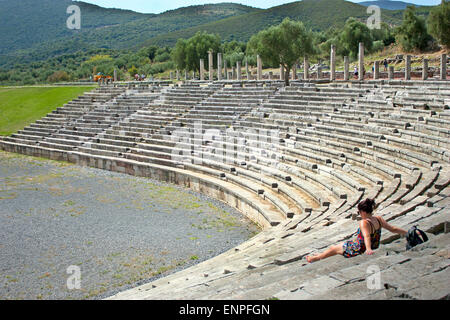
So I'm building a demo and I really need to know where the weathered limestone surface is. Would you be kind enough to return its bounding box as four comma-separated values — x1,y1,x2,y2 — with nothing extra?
344,56,349,81
200,59,205,81
217,53,223,81
224,60,228,80
330,45,336,81
374,61,380,80
304,57,309,80
208,50,214,81
405,55,411,81
245,59,250,80
1,80,449,301
257,55,262,81
359,42,364,81
389,66,394,80
441,54,447,81
423,59,428,81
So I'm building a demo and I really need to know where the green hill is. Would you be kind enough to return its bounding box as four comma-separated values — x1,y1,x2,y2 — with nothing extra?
140,0,433,47
145,0,384,46
359,1,423,10
0,1,258,66
0,0,148,55
0,0,436,69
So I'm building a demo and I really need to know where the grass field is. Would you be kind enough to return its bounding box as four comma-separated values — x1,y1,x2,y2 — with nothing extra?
0,86,96,136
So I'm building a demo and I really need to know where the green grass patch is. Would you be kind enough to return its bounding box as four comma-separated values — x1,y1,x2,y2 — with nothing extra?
0,86,95,136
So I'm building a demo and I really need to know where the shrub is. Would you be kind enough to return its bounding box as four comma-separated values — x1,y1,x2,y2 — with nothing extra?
128,65,138,77
372,40,385,53
428,0,450,48
47,71,70,83
340,18,373,58
396,6,431,52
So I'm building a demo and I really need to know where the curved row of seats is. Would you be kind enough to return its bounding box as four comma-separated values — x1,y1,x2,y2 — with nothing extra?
104,80,449,299
1,79,449,299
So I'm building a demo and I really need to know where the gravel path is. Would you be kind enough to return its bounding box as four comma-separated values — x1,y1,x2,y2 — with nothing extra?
0,151,260,300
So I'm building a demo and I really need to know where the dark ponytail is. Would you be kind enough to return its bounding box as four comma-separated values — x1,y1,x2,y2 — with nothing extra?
358,198,375,214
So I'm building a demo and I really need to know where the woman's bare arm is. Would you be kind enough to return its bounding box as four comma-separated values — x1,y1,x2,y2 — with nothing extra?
377,216,407,236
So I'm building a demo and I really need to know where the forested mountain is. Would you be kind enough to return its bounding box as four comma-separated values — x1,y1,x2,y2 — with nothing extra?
0,0,258,66
0,0,435,69
144,0,417,47
358,1,423,10
0,0,148,55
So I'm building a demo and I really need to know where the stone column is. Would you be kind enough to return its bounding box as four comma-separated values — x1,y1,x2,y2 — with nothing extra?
280,65,285,81
228,71,232,80
245,59,249,80
192,71,196,80
232,66,236,80
217,53,222,81
441,53,447,80
405,55,411,80
200,59,205,81
237,61,242,81
208,50,214,81
113,69,117,82
304,57,309,80
269,71,273,80
185,70,188,80
344,56,349,81
257,55,262,80
330,45,336,81
317,66,322,79
388,66,394,80
374,61,380,80
358,42,364,81
422,59,428,81
224,60,228,80
170,71,173,81
292,64,297,80
176,69,180,81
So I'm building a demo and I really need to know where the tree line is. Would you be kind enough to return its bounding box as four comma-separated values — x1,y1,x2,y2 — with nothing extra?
0,1,448,86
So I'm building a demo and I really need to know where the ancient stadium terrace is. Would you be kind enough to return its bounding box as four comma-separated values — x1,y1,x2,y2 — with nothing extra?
1,54,449,300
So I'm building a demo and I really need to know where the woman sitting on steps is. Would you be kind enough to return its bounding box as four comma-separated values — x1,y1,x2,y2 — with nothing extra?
306,198,407,263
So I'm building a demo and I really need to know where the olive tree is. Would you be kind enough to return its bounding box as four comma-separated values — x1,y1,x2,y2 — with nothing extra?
396,5,431,52
172,31,221,72
428,0,450,48
340,18,373,59
247,18,314,86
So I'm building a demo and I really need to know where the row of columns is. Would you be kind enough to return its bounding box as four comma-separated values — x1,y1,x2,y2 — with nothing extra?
170,45,447,82
197,51,263,81
327,42,447,81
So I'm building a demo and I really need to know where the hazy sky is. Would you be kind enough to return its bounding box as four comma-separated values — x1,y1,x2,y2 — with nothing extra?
77,0,442,14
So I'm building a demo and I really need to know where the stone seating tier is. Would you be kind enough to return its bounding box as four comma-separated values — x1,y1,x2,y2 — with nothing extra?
0,80,449,300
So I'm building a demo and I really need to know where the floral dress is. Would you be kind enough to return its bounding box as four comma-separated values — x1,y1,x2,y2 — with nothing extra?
342,218,382,258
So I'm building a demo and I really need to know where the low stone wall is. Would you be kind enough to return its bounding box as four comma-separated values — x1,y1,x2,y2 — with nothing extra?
0,141,272,230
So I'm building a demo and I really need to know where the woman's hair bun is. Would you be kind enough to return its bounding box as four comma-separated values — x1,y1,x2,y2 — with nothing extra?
358,198,376,214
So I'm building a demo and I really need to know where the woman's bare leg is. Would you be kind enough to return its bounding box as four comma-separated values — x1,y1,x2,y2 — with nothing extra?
306,243,344,263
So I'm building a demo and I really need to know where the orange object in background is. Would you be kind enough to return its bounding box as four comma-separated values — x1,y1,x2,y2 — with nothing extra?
93,73,112,82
